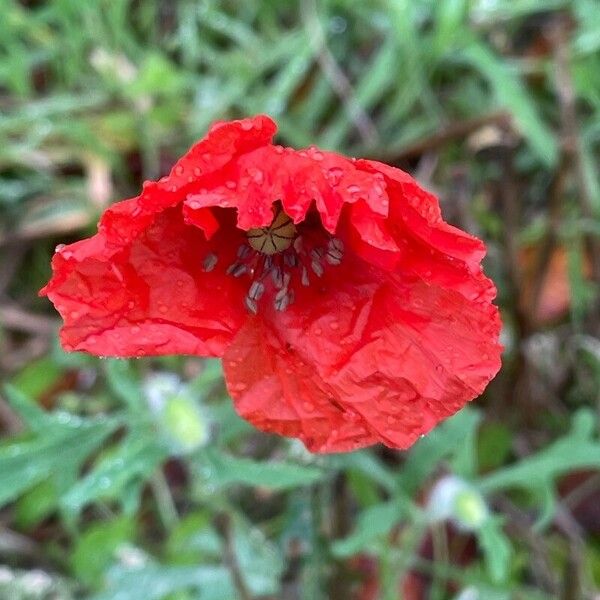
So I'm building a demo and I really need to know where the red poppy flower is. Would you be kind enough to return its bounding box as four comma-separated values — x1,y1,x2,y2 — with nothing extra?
41,115,502,453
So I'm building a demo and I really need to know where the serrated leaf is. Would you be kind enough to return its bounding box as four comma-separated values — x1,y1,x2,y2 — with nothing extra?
479,410,600,492
0,410,118,508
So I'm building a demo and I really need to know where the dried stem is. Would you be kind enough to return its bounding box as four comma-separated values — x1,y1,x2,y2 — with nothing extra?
372,110,510,162
213,512,253,600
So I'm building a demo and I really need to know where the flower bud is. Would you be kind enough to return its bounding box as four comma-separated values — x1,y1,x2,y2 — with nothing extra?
426,475,488,531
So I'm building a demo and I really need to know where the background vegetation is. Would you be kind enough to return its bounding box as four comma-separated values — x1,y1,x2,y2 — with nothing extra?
1,0,600,598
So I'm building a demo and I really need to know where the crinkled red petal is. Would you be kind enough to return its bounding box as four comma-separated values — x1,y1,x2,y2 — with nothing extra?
97,115,277,250
43,208,247,357
223,255,502,453
184,145,390,233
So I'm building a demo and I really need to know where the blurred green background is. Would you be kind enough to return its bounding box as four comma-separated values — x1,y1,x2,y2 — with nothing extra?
1,0,600,598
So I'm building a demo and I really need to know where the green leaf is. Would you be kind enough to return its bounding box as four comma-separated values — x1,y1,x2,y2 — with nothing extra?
195,448,324,491
399,408,481,492
61,429,168,516
3,384,51,432
72,517,136,587
331,500,407,557
92,565,234,600
479,410,600,492
104,359,144,411
14,478,60,529
0,414,118,508
478,518,512,583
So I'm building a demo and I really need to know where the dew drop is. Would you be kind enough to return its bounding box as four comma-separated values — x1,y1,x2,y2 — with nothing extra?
174,165,184,176
302,402,315,412
158,304,168,314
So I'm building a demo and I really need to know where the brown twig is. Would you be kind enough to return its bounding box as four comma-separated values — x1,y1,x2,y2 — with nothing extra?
0,304,58,335
213,513,253,600
300,0,379,146
371,110,510,162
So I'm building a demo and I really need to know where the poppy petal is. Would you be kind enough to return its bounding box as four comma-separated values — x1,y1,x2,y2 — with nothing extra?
43,208,247,357
223,256,501,452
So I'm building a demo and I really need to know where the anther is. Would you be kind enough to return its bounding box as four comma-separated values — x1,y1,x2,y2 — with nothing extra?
245,296,258,315
237,244,251,259
311,259,324,277
326,238,344,265
274,288,293,312
329,238,344,253
301,266,310,286
271,266,284,288
284,252,298,268
227,263,247,277
326,249,343,265
203,253,218,272
248,281,265,301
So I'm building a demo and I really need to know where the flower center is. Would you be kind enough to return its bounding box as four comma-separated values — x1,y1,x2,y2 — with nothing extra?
202,207,344,314
246,209,296,255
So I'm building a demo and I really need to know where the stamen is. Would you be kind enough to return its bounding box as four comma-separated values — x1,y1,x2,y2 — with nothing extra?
301,266,310,286
326,238,344,264
203,253,218,272
237,244,251,259
274,288,293,312
245,296,258,315
248,281,265,301
326,249,343,265
271,266,284,288
222,207,345,314
227,263,247,277
284,252,298,268
311,258,324,277
329,238,344,253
